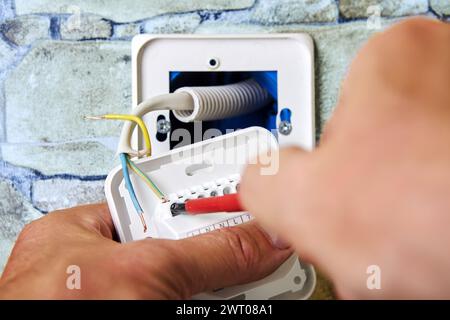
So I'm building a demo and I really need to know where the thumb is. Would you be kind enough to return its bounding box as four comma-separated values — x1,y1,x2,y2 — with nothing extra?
130,221,292,299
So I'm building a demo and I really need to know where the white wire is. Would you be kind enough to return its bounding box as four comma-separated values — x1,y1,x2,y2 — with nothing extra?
117,92,194,156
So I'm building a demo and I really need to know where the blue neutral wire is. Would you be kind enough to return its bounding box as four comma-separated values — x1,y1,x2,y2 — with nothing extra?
119,153,143,214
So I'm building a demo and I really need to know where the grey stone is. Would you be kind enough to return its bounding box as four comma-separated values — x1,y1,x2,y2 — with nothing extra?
339,0,428,18
0,178,43,273
1,15,50,47
196,19,394,136
250,0,338,24
143,13,201,34
15,0,255,23
0,160,36,198
1,141,117,176
32,178,106,212
430,0,450,16
5,41,131,143
0,38,15,73
0,238,14,274
0,0,14,23
0,84,5,143
113,23,141,39
307,23,382,136
60,14,112,40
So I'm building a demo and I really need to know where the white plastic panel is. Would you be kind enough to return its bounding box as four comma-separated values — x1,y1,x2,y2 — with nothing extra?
131,34,315,155
105,127,316,299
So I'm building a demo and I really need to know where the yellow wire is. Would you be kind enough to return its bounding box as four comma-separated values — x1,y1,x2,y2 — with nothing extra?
103,114,151,157
127,159,166,201
85,113,165,201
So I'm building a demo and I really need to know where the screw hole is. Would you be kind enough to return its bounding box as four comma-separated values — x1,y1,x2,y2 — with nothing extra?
207,57,220,69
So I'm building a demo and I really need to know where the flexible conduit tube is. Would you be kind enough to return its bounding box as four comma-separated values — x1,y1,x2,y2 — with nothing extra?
173,79,271,122
117,79,270,156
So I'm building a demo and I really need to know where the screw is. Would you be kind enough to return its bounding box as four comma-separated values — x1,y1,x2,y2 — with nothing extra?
278,121,292,135
156,118,171,134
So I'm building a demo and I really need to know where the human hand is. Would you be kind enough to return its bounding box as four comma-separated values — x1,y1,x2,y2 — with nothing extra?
0,203,291,299
240,18,450,299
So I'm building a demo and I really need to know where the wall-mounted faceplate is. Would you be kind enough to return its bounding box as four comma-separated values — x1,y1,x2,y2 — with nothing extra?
131,34,315,154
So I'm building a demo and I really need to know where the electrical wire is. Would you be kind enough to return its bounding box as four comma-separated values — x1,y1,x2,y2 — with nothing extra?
119,153,147,232
85,113,166,199
126,157,166,202
85,113,165,232
85,80,268,233
84,114,152,157
117,92,194,156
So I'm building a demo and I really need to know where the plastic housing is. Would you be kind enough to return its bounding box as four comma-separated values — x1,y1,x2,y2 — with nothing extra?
105,127,316,299
130,34,315,155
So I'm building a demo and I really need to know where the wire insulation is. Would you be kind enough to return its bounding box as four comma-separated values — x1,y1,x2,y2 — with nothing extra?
120,153,147,232
119,153,143,214
85,114,152,157
117,92,194,156
126,157,166,201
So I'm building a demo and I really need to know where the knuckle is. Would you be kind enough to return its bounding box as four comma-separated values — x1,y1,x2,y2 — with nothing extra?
78,214,101,230
18,221,39,239
216,226,259,271
15,217,47,246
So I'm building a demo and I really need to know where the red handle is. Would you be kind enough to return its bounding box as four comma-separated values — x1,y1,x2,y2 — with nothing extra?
185,193,243,214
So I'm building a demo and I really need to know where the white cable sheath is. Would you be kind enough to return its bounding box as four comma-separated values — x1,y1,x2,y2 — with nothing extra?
118,79,270,156
173,79,270,122
117,92,193,155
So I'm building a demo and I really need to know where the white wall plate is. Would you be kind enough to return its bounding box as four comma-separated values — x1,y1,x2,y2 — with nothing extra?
131,34,315,155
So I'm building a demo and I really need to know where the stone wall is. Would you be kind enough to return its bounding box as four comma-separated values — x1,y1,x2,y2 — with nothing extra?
0,0,448,295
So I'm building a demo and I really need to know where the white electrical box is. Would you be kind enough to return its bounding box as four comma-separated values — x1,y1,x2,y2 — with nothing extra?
105,34,316,299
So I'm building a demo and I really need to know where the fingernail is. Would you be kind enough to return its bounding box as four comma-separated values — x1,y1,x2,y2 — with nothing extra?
271,235,290,250
263,228,290,250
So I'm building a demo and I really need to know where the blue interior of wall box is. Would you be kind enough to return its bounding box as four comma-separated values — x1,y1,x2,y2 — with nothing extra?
166,71,278,148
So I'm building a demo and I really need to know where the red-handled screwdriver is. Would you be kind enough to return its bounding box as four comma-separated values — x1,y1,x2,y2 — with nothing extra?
170,193,243,216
